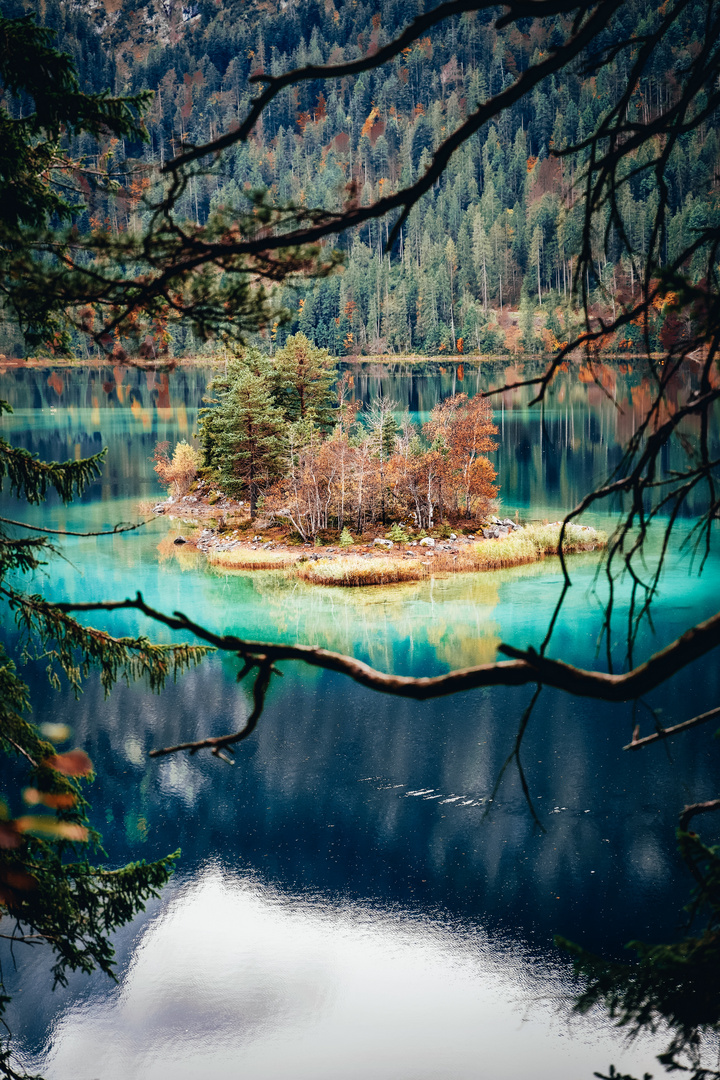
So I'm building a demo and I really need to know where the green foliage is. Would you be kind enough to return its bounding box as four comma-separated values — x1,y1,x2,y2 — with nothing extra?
271,333,337,427
0,404,106,504
519,294,539,354
0,396,212,1078
339,526,354,547
199,355,286,516
0,15,152,350
386,522,409,542
2,2,717,357
558,828,720,1076
0,15,150,231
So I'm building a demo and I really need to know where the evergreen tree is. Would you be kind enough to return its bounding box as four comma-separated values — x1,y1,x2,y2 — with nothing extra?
202,360,286,518
271,332,337,426
519,293,538,353
0,405,210,1079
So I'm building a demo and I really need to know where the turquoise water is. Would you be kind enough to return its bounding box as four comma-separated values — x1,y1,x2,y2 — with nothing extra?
1,363,719,1079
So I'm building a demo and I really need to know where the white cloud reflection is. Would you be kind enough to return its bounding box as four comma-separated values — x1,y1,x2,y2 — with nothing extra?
41,867,658,1080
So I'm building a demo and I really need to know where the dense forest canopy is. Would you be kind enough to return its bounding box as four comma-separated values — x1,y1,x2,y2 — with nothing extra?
2,0,718,357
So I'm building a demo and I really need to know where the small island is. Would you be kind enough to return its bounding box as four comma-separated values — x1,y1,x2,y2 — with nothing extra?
150,333,605,585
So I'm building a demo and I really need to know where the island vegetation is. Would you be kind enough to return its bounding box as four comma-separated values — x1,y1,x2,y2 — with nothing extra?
149,331,603,582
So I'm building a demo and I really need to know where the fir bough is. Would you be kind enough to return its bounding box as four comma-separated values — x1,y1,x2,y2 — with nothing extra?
0,396,212,1080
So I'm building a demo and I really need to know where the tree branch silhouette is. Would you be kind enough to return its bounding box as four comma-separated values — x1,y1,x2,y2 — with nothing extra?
50,592,720,758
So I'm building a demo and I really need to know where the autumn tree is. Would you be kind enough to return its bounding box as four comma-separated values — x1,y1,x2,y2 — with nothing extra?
426,394,498,519
9,4,720,1075
152,440,202,496
365,396,399,527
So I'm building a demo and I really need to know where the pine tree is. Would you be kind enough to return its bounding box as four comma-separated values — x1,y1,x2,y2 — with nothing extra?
0,403,210,1080
203,360,286,518
529,224,544,306
271,332,337,426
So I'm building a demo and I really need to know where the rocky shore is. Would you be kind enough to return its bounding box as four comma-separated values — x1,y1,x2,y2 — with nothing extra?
151,493,604,585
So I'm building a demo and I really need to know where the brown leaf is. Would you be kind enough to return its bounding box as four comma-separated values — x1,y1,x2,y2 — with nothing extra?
0,822,22,849
0,869,37,891
23,788,77,809
15,817,88,842
43,749,93,776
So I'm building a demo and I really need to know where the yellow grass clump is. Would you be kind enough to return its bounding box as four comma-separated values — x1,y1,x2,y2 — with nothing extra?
296,555,427,586
209,547,303,571
435,522,606,573
204,522,606,586
293,523,605,586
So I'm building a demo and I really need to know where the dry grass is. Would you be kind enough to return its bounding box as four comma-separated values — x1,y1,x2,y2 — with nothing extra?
295,555,427,586
432,523,606,574
209,548,303,571
204,523,606,586
293,523,605,587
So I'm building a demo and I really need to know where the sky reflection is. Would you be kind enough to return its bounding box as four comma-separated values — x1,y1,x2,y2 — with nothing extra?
37,867,659,1080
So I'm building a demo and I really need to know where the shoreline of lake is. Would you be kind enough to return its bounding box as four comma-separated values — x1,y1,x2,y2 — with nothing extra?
0,350,657,371
157,505,606,587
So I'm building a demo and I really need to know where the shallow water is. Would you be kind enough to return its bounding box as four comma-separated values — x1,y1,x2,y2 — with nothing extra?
1,361,719,1079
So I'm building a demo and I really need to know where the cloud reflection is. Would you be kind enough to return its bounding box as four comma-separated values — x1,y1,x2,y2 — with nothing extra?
39,867,658,1080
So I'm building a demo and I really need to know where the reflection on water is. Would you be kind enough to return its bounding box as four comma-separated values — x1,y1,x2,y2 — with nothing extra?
3,358,718,522
210,563,504,669
1,363,719,1078
27,868,657,1080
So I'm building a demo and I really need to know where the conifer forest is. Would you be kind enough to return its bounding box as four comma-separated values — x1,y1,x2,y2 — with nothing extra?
2,0,717,358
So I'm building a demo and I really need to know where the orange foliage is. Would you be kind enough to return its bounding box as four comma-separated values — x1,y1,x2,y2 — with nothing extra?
361,107,380,138
314,93,327,122
423,393,498,518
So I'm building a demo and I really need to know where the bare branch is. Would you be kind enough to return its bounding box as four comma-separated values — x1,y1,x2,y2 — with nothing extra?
156,0,621,260
0,516,153,537
679,799,720,833
624,706,720,752
148,658,273,758
53,592,720,708
166,0,610,171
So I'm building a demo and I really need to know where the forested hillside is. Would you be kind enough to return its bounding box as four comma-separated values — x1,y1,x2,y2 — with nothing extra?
3,0,719,356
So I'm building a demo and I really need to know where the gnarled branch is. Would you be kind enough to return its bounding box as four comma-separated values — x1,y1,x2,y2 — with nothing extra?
50,592,720,758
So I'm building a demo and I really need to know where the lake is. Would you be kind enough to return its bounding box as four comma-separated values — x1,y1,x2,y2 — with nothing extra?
1,359,719,1079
